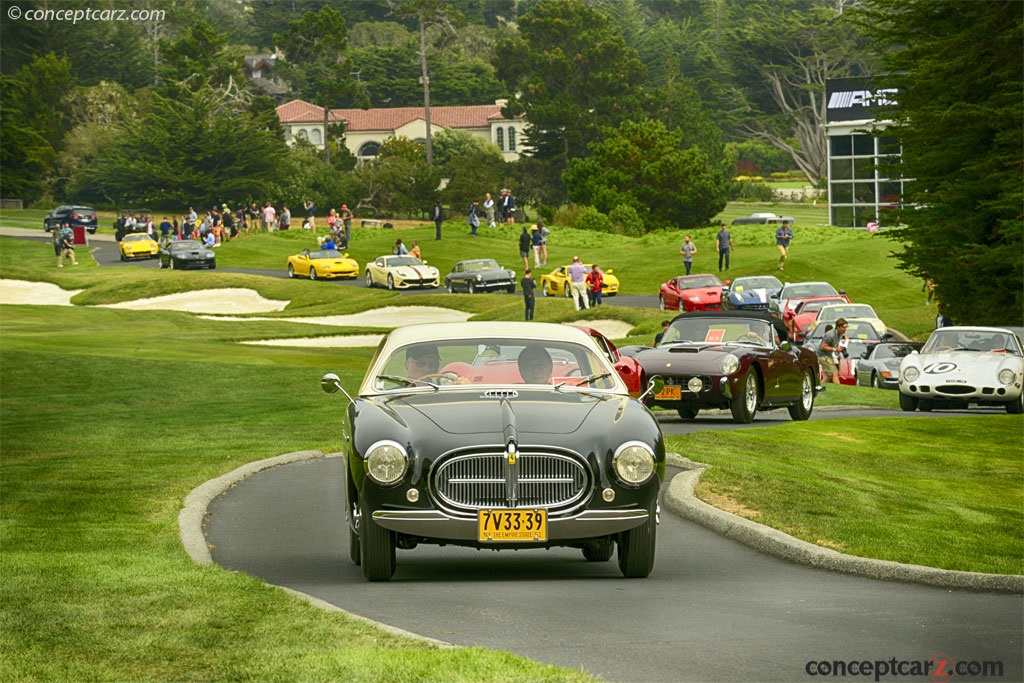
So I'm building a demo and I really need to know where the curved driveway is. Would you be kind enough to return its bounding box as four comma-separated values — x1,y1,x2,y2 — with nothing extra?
205,410,1023,683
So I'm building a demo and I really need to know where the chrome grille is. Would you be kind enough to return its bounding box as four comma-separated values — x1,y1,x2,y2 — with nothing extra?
937,385,977,395
432,448,590,514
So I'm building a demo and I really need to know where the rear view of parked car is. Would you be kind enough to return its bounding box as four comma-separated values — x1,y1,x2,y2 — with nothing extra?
44,206,98,234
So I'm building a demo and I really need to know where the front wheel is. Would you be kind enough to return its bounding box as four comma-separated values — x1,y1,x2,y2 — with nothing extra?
365,271,374,288
468,281,476,294
730,371,760,423
541,283,549,297
617,501,657,578
446,281,454,294
169,259,176,270
360,497,396,582
658,296,666,311
871,373,882,389
676,407,699,420
287,264,295,278
787,369,815,420
309,267,318,281
898,392,918,412
1006,393,1023,414
387,274,395,290
564,283,571,298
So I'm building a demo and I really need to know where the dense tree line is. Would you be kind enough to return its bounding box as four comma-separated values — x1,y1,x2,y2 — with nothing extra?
1,0,1019,321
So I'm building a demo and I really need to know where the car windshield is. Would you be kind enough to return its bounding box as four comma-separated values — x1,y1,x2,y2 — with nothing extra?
679,275,722,289
872,343,919,359
923,330,1023,355
819,304,876,321
662,318,775,347
123,233,151,242
372,338,618,391
798,298,846,313
171,241,203,251
782,283,838,299
732,277,781,292
312,250,343,259
464,260,499,271
388,256,425,267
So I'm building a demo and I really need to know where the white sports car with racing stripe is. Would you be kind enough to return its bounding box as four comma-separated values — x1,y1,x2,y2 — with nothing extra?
898,326,1024,413
365,254,440,290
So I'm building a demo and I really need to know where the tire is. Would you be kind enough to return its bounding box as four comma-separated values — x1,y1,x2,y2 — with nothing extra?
617,501,656,578
564,283,571,298
1006,393,1023,414
360,497,396,582
387,274,395,290
676,407,699,420
871,372,882,389
446,281,454,293
898,392,918,412
309,267,318,281
287,264,295,278
468,281,476,294
918,399,934,412
730,371,760,424
349,523,361,566
582,540,615,562
541,283,549,297
365,271,373,288
659,296,666,311
169,259,176,270
787,369,815,421
507,284,516,294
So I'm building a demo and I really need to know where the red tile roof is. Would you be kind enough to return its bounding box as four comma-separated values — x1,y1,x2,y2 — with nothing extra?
277,100,511,130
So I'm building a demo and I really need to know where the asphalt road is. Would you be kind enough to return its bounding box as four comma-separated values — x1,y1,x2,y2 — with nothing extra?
205,409,1023,683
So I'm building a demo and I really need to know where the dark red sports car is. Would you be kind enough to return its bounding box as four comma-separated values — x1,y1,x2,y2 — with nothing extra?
632,311,821,423
658,274,724,312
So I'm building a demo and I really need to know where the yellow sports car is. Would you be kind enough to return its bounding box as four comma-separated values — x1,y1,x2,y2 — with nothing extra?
287,249,359,280
118,232,159,260
364,254,440,290
539,264,619,298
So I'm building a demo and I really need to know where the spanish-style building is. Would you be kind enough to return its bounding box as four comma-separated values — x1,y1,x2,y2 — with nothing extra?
275,99,529,162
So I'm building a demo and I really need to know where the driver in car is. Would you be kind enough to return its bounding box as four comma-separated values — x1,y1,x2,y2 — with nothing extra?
405,345,441,379
517,345,553,384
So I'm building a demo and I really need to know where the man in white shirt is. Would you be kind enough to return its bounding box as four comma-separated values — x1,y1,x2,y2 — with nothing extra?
567,256,589,311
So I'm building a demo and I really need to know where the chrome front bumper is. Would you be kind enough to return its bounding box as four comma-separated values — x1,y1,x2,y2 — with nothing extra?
372,508,650,541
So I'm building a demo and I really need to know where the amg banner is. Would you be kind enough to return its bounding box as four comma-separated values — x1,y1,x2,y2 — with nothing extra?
826,77,898,123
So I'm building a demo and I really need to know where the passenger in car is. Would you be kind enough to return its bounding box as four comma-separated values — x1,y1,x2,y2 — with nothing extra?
517,346,553,384
405,345,441,379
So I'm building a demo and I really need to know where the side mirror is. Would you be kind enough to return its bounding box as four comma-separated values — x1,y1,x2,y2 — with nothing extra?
320,373,355,404
639,375,665,402
779,341,792,352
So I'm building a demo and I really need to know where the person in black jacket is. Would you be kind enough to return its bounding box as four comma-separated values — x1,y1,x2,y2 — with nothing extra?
432,202,444,240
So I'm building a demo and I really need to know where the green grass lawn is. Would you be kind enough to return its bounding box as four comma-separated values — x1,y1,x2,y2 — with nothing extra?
2,218,1019,681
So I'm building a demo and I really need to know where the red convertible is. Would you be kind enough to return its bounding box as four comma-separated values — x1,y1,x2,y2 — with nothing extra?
658,274,724,312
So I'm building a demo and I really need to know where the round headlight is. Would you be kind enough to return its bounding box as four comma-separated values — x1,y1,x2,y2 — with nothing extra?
998,368,1017,386
721,354,740,375
687,377,703,393
903,366,920,382
613,442,655,486
364,440,408,485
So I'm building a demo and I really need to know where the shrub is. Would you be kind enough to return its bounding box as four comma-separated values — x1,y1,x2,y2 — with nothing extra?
730,180,778,202
608,204,644,237
553,203,587,227
572,206,613,233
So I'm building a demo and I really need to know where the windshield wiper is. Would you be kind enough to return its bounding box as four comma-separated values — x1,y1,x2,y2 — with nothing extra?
376,374,440,391
555,372,612,391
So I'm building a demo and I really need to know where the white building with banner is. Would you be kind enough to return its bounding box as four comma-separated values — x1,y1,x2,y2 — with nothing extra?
825,78,904,228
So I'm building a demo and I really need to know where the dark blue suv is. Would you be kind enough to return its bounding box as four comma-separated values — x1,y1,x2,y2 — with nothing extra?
44,205,98,234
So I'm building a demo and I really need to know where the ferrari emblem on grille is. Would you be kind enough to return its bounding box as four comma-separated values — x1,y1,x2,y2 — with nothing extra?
507,444,517,465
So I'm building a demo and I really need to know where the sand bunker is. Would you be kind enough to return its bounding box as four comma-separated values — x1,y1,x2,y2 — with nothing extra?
0,279,83,306
569,320,634,339
202,306,473,328
98,288,289,314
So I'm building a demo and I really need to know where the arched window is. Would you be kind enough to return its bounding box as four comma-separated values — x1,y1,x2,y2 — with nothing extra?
507,127,517,152
310,128,323,146
358,141,381,157
296,129,308,141
496,127,504,151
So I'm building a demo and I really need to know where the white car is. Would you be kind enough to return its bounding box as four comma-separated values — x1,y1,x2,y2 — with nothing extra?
898,326,1024,413
364,255,440,290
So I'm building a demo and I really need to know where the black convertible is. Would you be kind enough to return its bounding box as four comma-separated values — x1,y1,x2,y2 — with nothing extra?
321,321,666,581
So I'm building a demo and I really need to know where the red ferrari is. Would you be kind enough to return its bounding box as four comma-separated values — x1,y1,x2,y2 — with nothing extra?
787,296,850,342
659,274,724,312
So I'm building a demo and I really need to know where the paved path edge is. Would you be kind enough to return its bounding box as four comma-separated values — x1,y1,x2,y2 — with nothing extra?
664,453,1024,594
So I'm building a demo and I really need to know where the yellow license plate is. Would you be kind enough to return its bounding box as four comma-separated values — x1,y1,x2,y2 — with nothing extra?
478,509,547,542
656,385,682,400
